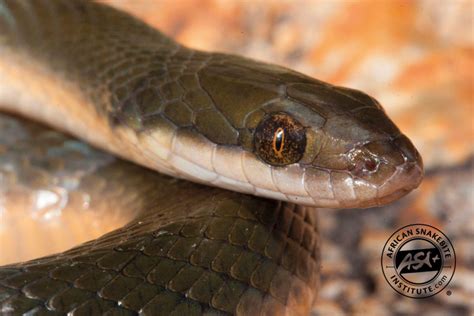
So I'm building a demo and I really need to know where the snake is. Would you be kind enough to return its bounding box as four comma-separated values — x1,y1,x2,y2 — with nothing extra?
0,0,424,315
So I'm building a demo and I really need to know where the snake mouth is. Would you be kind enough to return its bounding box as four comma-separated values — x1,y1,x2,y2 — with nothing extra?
300,134,424,209
358,158,424,208
372,135,424,205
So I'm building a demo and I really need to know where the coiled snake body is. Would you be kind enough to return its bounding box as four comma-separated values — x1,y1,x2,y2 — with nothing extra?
0,1,423,315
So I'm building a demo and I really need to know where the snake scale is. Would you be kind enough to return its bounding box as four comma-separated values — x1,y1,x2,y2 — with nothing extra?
0,0,423,315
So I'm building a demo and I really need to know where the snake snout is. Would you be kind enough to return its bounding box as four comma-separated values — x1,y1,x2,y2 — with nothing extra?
376,134,424,199
334,134,423,208
393,134,423,167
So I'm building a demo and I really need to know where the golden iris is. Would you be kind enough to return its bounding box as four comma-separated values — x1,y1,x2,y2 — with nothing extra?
254,112,306,165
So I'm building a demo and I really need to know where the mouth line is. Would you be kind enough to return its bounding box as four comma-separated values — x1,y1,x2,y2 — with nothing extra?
373,162,424,204
316,156,423,206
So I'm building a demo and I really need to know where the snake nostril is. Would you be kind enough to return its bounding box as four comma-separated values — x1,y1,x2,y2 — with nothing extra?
363,157,378,172
348,148,380,175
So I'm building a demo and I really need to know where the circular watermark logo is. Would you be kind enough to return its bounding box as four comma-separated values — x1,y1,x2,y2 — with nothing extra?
381,224,456,298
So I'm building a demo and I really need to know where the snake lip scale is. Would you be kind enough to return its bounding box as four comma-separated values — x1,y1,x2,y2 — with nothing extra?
0,0,423,315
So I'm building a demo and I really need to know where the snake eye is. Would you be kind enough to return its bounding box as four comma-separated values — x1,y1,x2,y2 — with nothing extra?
254,112,306,166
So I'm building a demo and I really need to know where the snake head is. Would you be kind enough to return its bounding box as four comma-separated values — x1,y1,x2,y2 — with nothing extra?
137,53,424,209
250,82,424,208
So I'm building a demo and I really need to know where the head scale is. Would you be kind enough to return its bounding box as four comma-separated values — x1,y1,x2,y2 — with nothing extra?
191,53,424,208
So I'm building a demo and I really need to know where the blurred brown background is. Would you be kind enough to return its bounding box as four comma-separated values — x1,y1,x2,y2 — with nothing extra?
102,1,473,315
